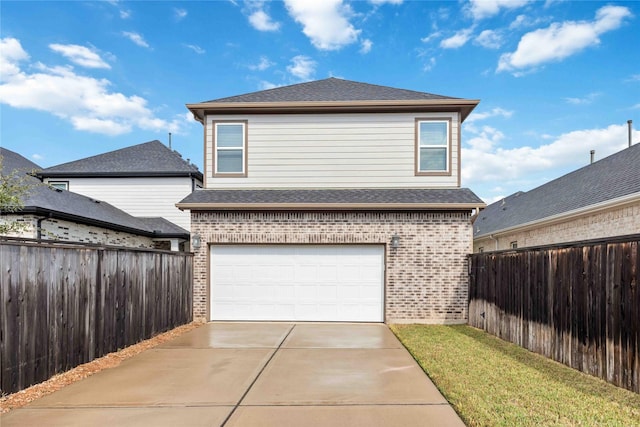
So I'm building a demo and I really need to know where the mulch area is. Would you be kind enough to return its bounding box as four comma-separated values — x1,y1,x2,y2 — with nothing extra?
0,321,205,414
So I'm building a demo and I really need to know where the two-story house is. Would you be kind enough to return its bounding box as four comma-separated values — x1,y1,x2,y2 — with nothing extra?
178,78,484,323
1,147,189,248
37,140,203,232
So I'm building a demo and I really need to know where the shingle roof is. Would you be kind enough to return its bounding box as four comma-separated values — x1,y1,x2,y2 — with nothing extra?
178,188,484,209
474,143,640,238
38,140,202,179
205,77,457,103
1,148,188,238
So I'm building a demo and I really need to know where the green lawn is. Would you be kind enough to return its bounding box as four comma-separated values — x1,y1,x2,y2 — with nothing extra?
391,324,640,427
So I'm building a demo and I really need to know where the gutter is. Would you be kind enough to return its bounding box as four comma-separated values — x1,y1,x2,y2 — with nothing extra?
475,192,640,240
176,202,484,211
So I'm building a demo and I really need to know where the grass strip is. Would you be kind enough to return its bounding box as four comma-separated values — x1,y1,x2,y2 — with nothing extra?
391,324,640,427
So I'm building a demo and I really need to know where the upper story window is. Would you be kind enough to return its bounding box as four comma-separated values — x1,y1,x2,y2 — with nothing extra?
49,181,68,190
416,119,451,175
214,121,247,176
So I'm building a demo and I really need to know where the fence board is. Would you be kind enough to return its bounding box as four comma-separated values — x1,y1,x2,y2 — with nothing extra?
469,235,640,393
0,241,192,395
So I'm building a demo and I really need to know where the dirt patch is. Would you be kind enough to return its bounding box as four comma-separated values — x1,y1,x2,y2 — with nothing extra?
0,321,205,414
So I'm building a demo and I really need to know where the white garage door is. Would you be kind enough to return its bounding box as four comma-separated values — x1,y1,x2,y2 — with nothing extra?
210,245,384,322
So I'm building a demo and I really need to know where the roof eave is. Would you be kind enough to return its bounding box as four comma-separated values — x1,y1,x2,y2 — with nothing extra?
186,99,480,123
474,192,640,240
37,171,203,180
176,202,485,211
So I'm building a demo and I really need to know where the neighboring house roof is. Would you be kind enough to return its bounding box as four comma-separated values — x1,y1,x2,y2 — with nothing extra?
177,188,485,211
474,143,640,239
37,140,203,180
187,77,479,122
1,148,188,239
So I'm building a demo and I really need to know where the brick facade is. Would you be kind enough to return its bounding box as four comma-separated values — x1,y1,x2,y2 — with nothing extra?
2,214,157,248
474,200,640,252
191,210,473,324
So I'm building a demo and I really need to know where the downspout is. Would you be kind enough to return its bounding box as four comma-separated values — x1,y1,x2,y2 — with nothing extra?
36,213,52,240
489,234,498,251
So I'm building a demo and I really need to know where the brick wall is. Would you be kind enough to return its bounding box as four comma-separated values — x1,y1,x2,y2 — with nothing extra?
474,200,640,252
1,214,157,248
191,210,473,324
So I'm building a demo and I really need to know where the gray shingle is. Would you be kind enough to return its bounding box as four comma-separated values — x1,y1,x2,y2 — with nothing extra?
38,140,202,179
474,143,640,238
204,77,459,103
179,188,484,206
1,148,188,238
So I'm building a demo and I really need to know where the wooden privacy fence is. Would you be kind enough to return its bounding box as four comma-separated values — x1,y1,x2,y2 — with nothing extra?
469,235,639,393
1,240,193,395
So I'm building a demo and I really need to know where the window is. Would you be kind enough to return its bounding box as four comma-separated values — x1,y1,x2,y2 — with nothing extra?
214,121,247,176
510,241,518,249
49,181,68,190
416,119,450,175
478,247,484,253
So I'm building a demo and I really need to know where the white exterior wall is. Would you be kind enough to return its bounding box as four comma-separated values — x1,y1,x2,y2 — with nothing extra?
204,112,460,189
43,177,196,230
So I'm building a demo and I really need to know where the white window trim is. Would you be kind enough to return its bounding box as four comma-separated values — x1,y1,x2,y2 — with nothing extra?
415,118,451,176
48,181,69,190
213,121,247,177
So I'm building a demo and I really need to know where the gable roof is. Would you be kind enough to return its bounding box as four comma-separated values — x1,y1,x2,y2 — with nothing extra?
38,140,202,180
1,148,188,238
187,77,479,122
177,188,485,211
474,143,640,239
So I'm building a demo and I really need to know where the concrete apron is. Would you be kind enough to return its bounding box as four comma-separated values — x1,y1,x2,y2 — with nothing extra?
1,323,465,427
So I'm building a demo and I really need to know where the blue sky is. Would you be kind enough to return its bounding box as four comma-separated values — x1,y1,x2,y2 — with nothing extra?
1,0,638,203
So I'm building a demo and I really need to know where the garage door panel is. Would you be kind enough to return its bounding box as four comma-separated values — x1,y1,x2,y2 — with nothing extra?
210,245,384,322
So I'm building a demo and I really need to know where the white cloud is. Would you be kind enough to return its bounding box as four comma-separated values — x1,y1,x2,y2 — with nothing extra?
462,124,636,184
174,8,187,20
422,57,436,72
120,9,131,19
121,31,150,48
249,56,274,71
0,37,29,76
369,0,403,4
184,44,205,54
49,44,111,69
474,30,502,49
440,28,473,49
284,0,360,50
259,80,278,90
498,5,632,74
466,107,513,123
420,31,441,44
467,0,533,21
360,38,373,54
287,55,316,80
0,37,186,136
564,92,601,105
249,10,281,31
31,154,44,161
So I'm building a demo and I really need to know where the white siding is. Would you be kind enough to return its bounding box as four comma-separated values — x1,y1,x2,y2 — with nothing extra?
43,177,195,230
204,112,460,189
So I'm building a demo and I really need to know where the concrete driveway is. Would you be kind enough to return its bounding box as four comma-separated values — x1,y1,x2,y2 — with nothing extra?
2,323,464,427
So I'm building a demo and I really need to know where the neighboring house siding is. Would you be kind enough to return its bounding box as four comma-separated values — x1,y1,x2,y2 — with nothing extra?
474,200,640,251
191,210,472,324
2,214,156,248
204,112,460,189
42,177,195,230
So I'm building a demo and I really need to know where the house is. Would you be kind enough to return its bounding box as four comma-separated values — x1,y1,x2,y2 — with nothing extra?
178,77,485,323
1,147,189,249
37,140,203,231
473,142,640,252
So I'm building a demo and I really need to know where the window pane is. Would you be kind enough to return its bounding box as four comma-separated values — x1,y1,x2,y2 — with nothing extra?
217,124,243,147
420,122,447,146
420,147,447,171
217,149,243,173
